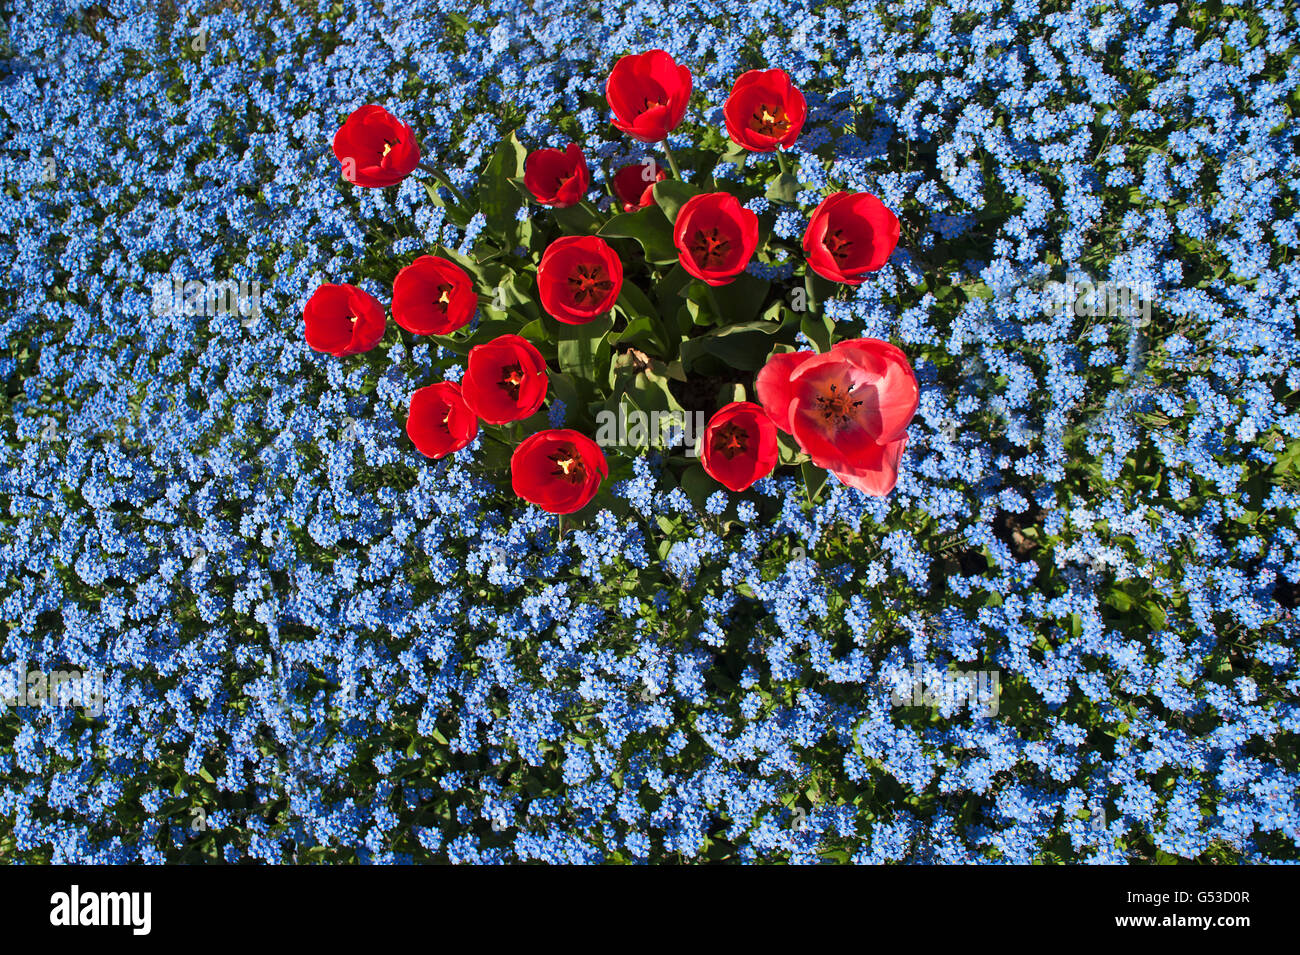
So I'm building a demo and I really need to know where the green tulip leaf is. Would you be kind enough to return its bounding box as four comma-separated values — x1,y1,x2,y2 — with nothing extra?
479,129,527,245
598,205,679,264
556,314,614,381
652,180,701,223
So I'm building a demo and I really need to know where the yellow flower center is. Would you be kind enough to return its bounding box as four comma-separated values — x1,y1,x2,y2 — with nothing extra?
750,103,790,137
499,363,526,400
549,446,587,483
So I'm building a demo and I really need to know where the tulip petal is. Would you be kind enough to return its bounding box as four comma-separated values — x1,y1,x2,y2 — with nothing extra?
829,435,907,496
755,350,814,433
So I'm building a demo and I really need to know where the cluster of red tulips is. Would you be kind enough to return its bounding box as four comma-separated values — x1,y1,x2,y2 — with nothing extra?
309,49,918,513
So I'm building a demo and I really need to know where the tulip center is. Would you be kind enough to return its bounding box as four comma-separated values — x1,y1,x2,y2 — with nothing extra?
815,382,864,427
548,446,587,484
712,421,750,460
750,103,790,138
568,263,613,307
439,408,453,433
381,139,397,159
435,284,452,311
641,96,666,114
689,228,732,268
499,362,526,400
824,229,854,263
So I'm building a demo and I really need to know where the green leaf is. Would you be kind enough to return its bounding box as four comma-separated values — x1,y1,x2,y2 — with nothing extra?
596,392,642,451
679,463,718,509
515,319,557,360
800,309,834,353
680,319,782,371
598,205,678,264
614,277,660,323
652,180,701,224
517,317,551,342
1106,588,1133,613
721,141,749,171
481,270,540,323
719,382,746,405
654,263,694,308
1141,601,1167,630
613,283,671,356
479,130,527,245
711,273,770,325
777,431,805,465
766,171,801,204
609,353,685,421
556,314,613,380
432,318,522,356
435,244,487,283
547,372,585,427
801,462,828,503
551,201,604,236
423,180,473,228
612,316,668,358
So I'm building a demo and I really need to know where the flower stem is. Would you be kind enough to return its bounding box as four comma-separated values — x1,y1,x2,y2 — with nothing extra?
660,140,682,180
776,149,792,176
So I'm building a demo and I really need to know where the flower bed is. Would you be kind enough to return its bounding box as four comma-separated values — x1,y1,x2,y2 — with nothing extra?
0,0,1297,863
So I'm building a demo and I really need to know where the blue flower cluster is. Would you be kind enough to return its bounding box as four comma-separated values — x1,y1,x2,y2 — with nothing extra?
0,0,1297,863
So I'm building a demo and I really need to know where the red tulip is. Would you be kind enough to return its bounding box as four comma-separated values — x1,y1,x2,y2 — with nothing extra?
605,50,692,143
407,382,478,459
700,402,778,492
612,162,667,212
673,192,759,286
391,255,476,335
303,283,386,356
523,144,590,208
755,339,918,496
461,334,549,425
511,429,608,514
723,69,806,152
803,192,899,284
332,105,420,188
537,235,624,324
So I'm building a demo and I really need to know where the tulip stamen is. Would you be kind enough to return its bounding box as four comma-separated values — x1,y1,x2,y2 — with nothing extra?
568,264,613,306
689,227,731,268
824,229,854,262
750,103,790,138
548,447,587,484
713,421,750,460
435,284,452,310
815,382,864,426
499,362,526,400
